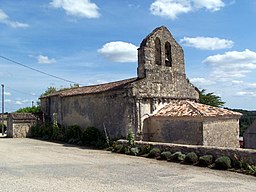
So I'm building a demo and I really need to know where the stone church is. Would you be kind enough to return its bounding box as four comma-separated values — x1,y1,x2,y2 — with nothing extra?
40,26,241,147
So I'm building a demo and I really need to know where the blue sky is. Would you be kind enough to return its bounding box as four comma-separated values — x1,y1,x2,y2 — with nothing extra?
0,0,256,112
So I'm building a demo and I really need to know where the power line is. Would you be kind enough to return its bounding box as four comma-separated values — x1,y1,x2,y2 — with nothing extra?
5,86,37,97
0,55,79,84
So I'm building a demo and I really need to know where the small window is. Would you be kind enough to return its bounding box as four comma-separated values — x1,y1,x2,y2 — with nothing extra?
155,37,161,65
165,42,172,67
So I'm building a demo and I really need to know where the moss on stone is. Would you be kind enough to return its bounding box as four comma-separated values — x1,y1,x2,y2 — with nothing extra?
147,147,161,158
198,155,214,167
168,151,185,162
214,156,232,170
161,151,172,160
184,152,198,164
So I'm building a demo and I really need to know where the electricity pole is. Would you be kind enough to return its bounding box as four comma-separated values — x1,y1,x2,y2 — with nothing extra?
1,84,4,135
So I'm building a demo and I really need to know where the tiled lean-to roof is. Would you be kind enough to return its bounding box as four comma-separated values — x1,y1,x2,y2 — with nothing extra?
154,100,242,118
41,78,137,98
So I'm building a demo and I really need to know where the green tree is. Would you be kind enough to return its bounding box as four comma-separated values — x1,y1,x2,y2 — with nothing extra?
41,86,57,97
16,105,41,113
199,89,225,108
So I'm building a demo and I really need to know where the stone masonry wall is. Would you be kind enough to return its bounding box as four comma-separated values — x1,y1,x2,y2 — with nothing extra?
61,90,135,139
118,140,256,165
203,118,240,148
134,26,198,100
143,117,203,145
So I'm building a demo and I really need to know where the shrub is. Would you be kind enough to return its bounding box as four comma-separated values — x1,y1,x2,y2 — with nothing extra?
147,147,161,158
197,155,214,167
40,123,53,139
81,127,102,147
130,147,140,156
213,156,232,170
113,144,125,153
127,128,135,146
138,145,151,156
184,152,198,164
160,151,172,160
66,125,81,141
31,124,42,137
168,151,185,162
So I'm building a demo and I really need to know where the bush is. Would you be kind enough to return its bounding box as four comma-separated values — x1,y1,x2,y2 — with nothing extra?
40,123,53,139
81,127,102,147
197,155,214,167
184,152,198,164
147,147,161,158
113,144,125,153
66,125,81,141
168,151,185,162
160,151,172,160
138,145,151,156
213,156,232,170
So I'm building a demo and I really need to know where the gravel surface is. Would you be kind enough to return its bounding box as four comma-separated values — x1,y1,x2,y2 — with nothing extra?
0,138,255,192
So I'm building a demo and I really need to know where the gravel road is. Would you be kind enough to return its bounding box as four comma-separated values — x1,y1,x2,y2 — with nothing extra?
0,138,255,192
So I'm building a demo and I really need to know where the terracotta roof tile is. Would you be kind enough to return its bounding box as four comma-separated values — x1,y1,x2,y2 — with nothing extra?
154,100,242,118
10,113,37,120
42,78,137,98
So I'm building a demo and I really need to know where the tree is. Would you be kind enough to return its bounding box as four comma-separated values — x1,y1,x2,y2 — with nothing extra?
41,86,57,97
199,89,225,108
16,105,41,114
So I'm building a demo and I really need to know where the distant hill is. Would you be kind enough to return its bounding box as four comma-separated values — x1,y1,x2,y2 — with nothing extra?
229,109,256,136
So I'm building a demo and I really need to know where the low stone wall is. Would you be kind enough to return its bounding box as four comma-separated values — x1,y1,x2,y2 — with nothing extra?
118,140,256,164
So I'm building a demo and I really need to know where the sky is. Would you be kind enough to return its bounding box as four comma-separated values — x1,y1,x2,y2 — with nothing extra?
0,0,256,112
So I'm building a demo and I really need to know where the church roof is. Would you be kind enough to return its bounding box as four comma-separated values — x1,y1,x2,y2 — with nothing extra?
153,100,242,118
41,78,137,98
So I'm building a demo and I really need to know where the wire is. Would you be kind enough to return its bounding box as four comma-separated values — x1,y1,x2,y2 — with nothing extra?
0,55,79,84
5,86,37,97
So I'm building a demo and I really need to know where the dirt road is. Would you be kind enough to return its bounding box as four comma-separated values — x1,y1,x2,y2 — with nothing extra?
0,138,254,192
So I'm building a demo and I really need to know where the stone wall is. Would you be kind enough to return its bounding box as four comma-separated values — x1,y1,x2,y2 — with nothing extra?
143,117,203,145
60,90,135,139
118,140,256,165
7,113,36,138
11,122,33,138
203,118,240,148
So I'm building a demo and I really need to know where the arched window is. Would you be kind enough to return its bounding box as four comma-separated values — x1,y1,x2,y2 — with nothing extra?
165,42,172,67
155,37,161,65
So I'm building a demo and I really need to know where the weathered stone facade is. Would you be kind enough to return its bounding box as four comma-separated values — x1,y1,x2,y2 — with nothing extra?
143,100,241,148
40,26,241,147
41,26,198,139
7,113,37,138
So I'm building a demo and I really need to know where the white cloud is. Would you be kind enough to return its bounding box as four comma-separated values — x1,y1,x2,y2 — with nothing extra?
203,49,256,81
15,101,23,105
37,55,56,64
98,41,138,63
5,99,11,103
50,0,100,18
190,77,216,86
180,37,234,50
0,9,29,28
193,0,225,11
4,91,11,96
236,91,256,97
150,0,225,19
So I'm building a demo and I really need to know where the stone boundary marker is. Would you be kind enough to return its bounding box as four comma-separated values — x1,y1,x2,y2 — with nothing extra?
118,140,256,164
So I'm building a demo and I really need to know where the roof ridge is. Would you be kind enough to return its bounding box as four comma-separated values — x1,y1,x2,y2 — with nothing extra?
185,100,205,117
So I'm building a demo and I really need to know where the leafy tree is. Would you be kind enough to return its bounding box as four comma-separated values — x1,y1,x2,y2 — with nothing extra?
16,105,41,114
199,89,225,108
41,86,57,97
